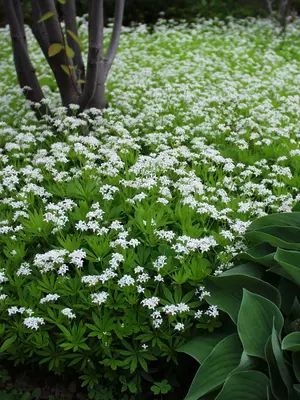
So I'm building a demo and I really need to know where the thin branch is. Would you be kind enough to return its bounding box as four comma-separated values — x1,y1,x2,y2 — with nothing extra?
61,0,85,90
4,0,46,115
105,0,125,77
79,0,104,110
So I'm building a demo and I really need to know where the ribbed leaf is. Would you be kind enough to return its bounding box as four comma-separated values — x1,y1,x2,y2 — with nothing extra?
205,273,281,323
247,213,300,231
215,370,269,400
274,248,300,286
184,334,242,400
282,333,300,352
178,334,225,363
293,353,300,382
238,290,284,358
265,326,292,399
246,226,300,251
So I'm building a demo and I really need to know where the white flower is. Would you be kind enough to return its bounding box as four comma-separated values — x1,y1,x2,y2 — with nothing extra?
141,296,160,310
23,316,45,330
118,275,135,287
16,262,31,276
69,249,86,268
0,271,8,284
174,322,185,331
91,291,109,305
40,293,60,304
205,305,219,318
61,308,76,319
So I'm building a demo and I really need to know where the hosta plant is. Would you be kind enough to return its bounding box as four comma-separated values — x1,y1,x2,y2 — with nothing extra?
180,211,300,400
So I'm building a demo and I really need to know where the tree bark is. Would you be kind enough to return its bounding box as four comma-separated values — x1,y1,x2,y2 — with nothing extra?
79,0,104,110
61,0,85,91
4,0,46,115
37,0,79,105
88,0,125,109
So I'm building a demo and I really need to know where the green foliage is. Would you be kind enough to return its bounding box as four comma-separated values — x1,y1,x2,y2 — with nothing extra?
182,211,300,399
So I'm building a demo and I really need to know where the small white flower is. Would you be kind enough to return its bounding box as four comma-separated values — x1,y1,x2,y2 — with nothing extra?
118,275,135,287
61,308,76,319
40,293,60,304
141,296,160,310
91,291,109,305
23,316,45,330
174,322,185,331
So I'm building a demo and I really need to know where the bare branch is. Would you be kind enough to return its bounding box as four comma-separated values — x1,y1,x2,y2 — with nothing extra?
105,0,125,77
79,0,104,110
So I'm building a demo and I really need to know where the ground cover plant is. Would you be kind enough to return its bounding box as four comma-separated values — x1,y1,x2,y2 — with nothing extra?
1,17,300,398
181,211,300,399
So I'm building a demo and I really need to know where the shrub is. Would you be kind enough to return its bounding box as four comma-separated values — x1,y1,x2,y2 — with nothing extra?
182,211,300,399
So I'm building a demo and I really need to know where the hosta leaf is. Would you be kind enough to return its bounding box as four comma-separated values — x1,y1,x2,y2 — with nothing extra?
274,248,300,286
282,332,300,352
38,11,54,23
265,327,292,400
248,213,300,231
215,370,269,400
293,353,300,382
205,273,281,323
184,334,242,400
237,290,284,358
178,334,225,363
48,43,64,57
244,243,276,267
246,226,300,251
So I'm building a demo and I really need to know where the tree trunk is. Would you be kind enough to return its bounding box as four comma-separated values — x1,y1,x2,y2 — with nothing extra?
5,0,47,116
61,0,85,91
37,0,79,106
79,0,104,110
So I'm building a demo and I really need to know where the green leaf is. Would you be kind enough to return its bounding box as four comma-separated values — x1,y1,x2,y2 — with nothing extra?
67,29,83,49
237,290,284,358
215,370,269,400
178,334,225,363
246,226,300,251
205,272,281,323
0,335,17,352
293,353,300,382
184,334,242,400
244,243,276,267
57,0,66,3
60,64,71,76
38,11,54,23
48,43,64,57
265,326,292,399
274,248,300,286
248,213,300,231
282,332,300,352
65,44,75,59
